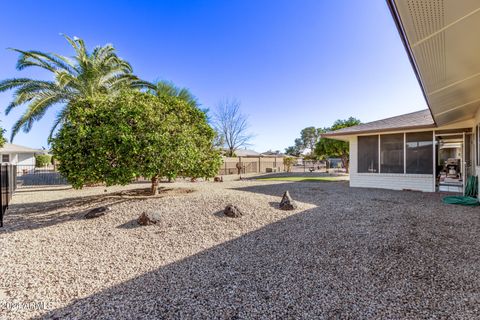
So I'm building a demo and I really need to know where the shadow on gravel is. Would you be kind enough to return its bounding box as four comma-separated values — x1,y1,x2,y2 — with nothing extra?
35,182,480,319
116,219,143,229
15,187,73,193
1,196,129,234
2,186,193,234
268,201,280,209
247,172,347,180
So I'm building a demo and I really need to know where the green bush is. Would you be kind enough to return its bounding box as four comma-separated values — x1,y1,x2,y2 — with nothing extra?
35,154,52,167
283,157,296,172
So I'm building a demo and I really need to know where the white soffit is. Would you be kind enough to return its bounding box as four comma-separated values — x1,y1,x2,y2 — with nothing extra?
393,0,480,125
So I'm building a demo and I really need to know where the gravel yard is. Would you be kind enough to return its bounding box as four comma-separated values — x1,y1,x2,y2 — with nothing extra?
1,179,480,319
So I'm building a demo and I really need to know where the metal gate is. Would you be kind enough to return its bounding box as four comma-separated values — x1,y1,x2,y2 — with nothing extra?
0,164,17,227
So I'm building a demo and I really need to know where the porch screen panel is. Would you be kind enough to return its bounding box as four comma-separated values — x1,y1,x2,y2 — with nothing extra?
406,131,433,174
380,134,404,173
358,135,378,173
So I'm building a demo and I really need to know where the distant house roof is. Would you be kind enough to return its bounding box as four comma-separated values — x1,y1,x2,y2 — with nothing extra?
261,150,285,157
234,149,261,157
0,143,44,154
322,109,435,137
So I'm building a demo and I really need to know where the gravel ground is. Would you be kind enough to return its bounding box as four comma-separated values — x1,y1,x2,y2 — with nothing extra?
1,179,480,319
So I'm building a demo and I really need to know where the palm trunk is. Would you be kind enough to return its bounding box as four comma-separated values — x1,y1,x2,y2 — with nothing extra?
151,176,158,195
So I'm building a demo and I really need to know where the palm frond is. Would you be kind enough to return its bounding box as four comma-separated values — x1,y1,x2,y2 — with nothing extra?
131,80,156,90
154,81,198,107
4,34,143,139
10,93,65,141
9,49,58,72
0,78,34,92
9,81,62,113
48,106,69,140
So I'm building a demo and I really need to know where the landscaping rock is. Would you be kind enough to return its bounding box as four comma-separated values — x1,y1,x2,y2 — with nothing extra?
279,191,297,210
138,210,162,225
224,204,242,218
214,176,223,182
84,206,110,219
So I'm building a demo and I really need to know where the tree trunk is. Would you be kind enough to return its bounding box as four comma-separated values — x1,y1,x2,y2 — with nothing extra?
341,155,349,173
151,176,158,195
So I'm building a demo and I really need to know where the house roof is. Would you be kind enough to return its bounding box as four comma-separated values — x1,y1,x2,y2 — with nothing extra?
322,109,435,137
261,151,285,157
0,143,44,153
234,149,261,157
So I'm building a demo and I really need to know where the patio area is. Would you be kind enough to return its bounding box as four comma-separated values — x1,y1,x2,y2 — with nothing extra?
1,179,479,319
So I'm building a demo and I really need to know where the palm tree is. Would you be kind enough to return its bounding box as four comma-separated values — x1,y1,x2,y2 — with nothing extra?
152,80,199,108
0,34,150,141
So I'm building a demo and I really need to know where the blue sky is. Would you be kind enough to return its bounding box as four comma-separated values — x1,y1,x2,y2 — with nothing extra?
0,0,426,152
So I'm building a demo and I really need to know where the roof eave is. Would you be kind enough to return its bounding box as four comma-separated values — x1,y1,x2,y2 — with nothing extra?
321,123,436,138
385,0,437,126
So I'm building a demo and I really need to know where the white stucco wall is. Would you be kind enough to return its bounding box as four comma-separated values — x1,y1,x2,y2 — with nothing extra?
349,136,435,192
17,153,36,166
0,152,36,165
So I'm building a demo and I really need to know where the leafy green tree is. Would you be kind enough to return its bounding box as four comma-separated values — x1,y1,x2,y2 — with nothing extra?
285,138,303,156
286,127,322,157
283,157,296,172
314,117,361,172
0,35,149,141
300,126,320,151
51,90,221,194
35,154,52,167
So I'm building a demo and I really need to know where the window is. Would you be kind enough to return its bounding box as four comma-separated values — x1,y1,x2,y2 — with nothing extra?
1,154,9,163
406,131,433,174
380,134,404,173
358,135,378,173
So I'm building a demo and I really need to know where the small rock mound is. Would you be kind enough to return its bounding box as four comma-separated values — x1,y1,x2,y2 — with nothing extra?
214,176,223,182
85,206,110,219
279,191,297,210
224,204,242,218
138,210,162,225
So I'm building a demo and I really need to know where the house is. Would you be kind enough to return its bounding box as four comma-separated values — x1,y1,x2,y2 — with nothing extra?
0,143,45,166
323,1,480,193
233,149,261,157
260,150,286,157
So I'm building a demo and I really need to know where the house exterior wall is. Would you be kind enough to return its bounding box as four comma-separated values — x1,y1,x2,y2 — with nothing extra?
349,136,435,192
0,153,17,164
0,152,36,165
17,153,35,166
346,119,476,193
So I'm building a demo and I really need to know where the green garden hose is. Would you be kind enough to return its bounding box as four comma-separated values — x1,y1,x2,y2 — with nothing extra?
442,176,479,206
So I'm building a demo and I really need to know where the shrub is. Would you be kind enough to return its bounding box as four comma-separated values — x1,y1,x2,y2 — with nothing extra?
283,157,296,172
35,154,52,167
51,90,222,194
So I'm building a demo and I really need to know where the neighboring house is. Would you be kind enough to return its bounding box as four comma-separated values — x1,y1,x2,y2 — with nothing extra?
0,143,45,166
261,150,285,157
234,149,261,157
323,1,480,194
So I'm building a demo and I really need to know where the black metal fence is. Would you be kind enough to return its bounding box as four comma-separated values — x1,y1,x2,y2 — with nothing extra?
0,164,17,227
16,165,68,187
